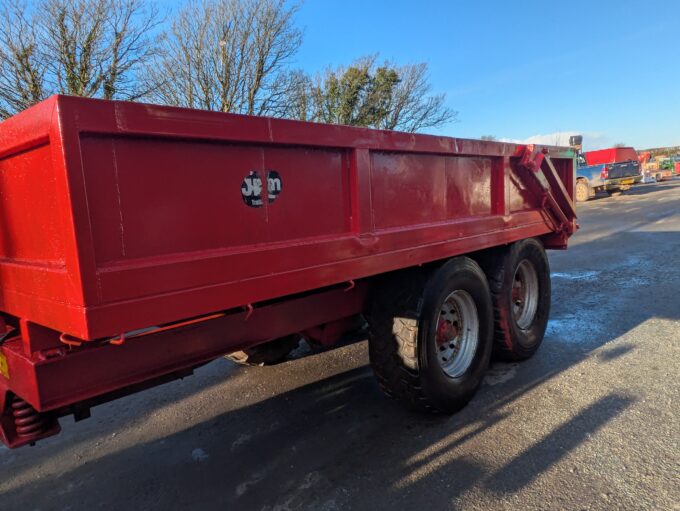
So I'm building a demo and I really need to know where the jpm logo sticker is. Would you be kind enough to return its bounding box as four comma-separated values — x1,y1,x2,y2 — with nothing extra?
241,170,282,208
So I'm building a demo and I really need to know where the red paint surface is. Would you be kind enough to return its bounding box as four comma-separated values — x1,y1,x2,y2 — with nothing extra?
584,147,638,165
0,95,576,341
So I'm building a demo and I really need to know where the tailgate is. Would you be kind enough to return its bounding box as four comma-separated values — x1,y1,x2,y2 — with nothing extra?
608,161,640,179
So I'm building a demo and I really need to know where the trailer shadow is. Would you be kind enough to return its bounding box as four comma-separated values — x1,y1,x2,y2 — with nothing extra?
1,209,678,508
626,180,680,197
0,356,242,480
579,178,680,202
0,362,636,510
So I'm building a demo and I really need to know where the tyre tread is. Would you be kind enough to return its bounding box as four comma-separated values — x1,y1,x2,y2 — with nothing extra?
480,239,550,361
366,270,440,412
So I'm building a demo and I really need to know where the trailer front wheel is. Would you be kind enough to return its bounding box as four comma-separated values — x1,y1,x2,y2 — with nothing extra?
367,257,494,413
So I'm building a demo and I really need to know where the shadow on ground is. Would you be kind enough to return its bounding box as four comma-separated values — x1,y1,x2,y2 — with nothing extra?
626,180,680,197
582,178,679,202
1,190,678,510
0,363,635,510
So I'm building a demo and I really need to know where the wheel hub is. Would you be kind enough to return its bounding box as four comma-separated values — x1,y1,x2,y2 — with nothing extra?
512,260,539,330
436,290,479,378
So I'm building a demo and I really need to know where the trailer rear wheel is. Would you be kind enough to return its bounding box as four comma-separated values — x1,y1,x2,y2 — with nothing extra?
366,257,494,413
225,335,299,366
486,239,551,361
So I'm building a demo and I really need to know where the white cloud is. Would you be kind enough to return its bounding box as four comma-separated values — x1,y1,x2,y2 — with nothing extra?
500,131,612,151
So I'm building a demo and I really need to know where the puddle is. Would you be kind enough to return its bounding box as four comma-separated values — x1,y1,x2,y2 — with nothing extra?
191,447,209,462
617,275,651,288
551,271,600,281
236,469,269,497
546,314,605,344
231,433,252,452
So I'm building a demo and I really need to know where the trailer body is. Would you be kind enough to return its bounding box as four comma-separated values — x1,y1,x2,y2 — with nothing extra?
0,96,576,447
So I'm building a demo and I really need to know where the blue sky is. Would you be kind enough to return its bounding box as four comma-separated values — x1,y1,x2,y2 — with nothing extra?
290,0,680,150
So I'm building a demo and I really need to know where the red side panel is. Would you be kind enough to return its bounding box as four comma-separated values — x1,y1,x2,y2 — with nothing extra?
0,98,86,334
371,152,448,229
80,138,351,264
370,153,494,230
0,143,65,263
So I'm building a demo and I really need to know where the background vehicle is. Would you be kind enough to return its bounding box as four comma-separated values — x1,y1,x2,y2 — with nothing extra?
575,161,641,201
0,96,576,448
640,154,674,182
574,146,641,201
658,157,678,179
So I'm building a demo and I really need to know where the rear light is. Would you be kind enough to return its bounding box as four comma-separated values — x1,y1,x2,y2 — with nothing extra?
600,165,609,179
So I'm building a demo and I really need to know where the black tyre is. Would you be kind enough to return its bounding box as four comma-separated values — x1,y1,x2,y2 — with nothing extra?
225,335,299,366
575,180,589,202
484,238,551,361
366,257,494,413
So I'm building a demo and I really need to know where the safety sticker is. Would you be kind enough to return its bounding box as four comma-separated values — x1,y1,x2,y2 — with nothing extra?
241,170,283,208
0,352,8,379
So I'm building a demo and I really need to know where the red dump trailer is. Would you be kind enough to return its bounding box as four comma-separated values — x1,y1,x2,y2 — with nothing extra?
0,96,576,448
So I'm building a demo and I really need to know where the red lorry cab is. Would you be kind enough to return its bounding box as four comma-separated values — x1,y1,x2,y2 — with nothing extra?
584,147,638,165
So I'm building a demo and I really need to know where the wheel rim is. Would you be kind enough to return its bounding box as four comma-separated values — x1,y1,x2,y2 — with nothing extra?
436,290,479,378
512,259,539,330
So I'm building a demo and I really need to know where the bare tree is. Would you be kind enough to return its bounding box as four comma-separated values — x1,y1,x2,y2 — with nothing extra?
2,0,456,134
551,134,564,146
285,56,457,132
146,0,302,116
0,1,46,118
378,61,456,132
286,56,398,127
480,135,496,141
41,0,161,99
0,0,161,119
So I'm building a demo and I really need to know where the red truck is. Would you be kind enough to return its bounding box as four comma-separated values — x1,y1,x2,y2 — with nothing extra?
0,96,577,448
575,146,642,200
